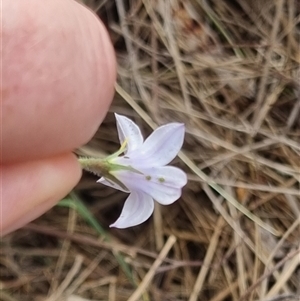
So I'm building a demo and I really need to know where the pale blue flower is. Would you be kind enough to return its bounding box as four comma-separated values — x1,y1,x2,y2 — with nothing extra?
97,114,187,228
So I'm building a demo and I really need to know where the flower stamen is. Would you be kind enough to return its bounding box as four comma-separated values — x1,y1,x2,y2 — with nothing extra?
158,177,165,183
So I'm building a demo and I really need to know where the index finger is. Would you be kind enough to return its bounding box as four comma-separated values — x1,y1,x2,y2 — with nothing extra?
2,0,116,163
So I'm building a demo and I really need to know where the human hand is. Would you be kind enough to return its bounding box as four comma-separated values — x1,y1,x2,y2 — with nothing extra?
1,0,116,235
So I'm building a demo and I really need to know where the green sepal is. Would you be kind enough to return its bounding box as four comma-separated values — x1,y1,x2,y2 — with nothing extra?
78,156,143,192
100,161,143,191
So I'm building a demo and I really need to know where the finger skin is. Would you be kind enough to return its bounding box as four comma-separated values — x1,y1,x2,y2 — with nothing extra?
2,0,116,163
0,154,82,236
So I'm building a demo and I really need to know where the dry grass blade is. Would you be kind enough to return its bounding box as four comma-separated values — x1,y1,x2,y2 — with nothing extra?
46,255,84,301
189,217,225,301
127,235,176,301
237,247,300,301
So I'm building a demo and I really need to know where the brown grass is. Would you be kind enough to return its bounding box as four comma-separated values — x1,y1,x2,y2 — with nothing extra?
1,0,300,300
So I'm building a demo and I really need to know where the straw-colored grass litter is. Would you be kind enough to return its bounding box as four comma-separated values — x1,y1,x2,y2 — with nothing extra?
1,0,299,300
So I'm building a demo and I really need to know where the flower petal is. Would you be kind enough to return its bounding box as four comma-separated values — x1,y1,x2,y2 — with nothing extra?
110,191,154,228
111,166,187,205
129,123,185,167
97,177,130,193
115,113,143,154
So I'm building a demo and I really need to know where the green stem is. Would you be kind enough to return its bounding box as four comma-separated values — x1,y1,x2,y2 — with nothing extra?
78,157,108,177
